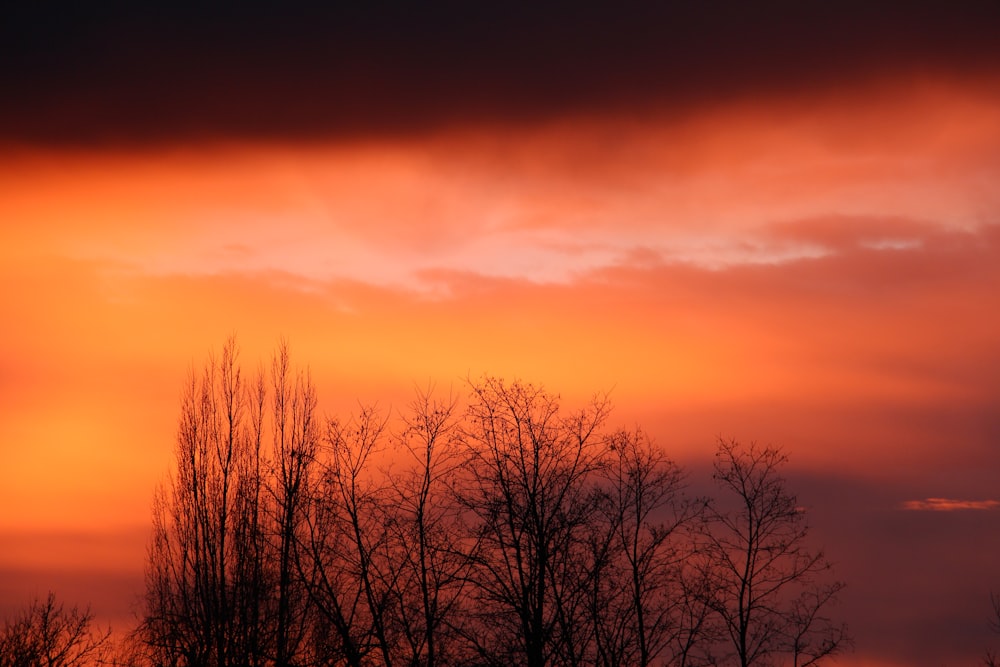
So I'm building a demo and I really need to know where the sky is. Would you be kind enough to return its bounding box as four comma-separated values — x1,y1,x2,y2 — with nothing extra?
2,3,1000,665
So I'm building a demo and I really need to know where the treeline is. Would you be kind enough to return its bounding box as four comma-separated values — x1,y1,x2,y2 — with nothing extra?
0,340,847,667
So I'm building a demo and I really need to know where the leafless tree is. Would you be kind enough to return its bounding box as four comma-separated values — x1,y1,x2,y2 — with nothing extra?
299,405,395,666
783,582,849,667
588,428,711,667
143,338,263,665
0,593,111,667
701,440,848,667
456,377,610,667
141,338,320,666
383,388,475,667
137,345,850,667
268,344,320,667
669,553,722,667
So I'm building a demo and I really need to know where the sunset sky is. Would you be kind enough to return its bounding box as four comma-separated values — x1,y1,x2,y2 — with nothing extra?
2,3,1000,665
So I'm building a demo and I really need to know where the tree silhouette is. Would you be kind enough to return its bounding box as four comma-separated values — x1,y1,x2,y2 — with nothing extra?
268,344,320,667
456,377,609,667
588,428,712,667
383,389,473,666
302,405,396,666
700,440,849,667
0,593,110,667
141,338,320,666
133,340,849,667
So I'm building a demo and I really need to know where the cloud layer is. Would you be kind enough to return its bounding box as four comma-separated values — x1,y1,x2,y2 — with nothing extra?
3,3,1000,145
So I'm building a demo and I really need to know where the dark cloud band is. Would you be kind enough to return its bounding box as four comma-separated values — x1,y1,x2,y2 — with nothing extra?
3,2,1000,146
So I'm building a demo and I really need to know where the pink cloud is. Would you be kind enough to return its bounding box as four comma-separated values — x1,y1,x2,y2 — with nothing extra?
900,497,1000,511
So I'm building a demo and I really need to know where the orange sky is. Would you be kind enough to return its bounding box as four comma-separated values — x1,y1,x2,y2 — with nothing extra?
2,56,1000,666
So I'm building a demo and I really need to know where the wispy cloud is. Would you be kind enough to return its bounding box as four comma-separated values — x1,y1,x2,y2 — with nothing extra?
9,79,993,297
899,497,1000,511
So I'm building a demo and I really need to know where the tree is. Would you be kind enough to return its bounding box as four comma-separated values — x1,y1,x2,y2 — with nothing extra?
268,344,320,667
137,341,850,667
142,338,263,665
456,377,610,667
382,388,474,667
701,440,848,667
299,405,395,667
0,593,110,667
141,338,320,667
588,428,711,667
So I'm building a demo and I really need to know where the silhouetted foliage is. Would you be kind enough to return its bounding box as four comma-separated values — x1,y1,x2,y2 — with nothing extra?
131,339,848,667
269,344,320,667
0,593,110,667
384,389,471,667
141,338,319,666
588,428,713,667
699,440,849,667
455,378,609,667
301,405,395,666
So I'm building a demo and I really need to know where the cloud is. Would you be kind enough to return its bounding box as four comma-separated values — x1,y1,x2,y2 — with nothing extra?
12,82,998,296
900,498,1000,511
3,4,1000,146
